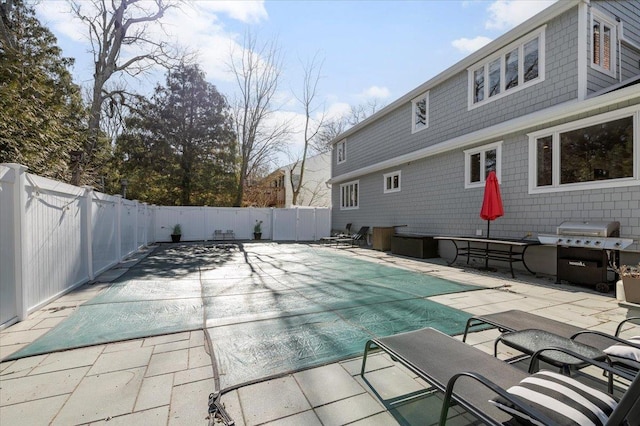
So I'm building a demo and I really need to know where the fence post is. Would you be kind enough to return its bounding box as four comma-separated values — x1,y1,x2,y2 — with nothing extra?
82,186,94,281
133,200,139,251
7,164,28,321
115,195,122,261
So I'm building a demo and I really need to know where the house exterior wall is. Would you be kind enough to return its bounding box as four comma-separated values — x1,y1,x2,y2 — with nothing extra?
587,1,640,93
335,6,580,176
331,0,640,274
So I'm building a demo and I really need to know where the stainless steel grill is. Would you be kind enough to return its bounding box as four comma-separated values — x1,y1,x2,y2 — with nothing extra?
538,221,634,292
538,221,633,250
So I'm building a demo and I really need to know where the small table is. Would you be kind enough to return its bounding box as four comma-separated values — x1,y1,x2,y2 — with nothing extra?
495,329,608,374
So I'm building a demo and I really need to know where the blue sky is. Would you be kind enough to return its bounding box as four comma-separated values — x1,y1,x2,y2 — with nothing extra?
35,0,555,166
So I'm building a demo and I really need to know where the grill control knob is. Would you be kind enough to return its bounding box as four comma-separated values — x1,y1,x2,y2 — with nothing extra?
566,239,572,244
584,240,591,245
594,241,601,245
615,242,621,247
575,240,581,244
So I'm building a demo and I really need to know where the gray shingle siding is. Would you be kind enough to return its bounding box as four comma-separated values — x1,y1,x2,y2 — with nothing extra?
587,1,640,93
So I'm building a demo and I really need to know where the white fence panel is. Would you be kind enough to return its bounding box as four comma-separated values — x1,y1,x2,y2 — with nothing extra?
92,194,118,276
23,174,88,312
121,199,138,257
0,166,18,326
273,209,297,241
297,209,319,241
315,208,332,239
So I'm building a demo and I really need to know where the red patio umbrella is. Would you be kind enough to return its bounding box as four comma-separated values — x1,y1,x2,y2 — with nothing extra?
479,171,503,271
480,171,504,238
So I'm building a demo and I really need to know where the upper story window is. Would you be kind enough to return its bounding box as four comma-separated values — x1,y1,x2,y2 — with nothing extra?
528,107,637,194
464,141,502,188
591,9,617,77
340,180,359,210
336,139,346,164
411,92,429,133
383,171,401,194
468,27,545,109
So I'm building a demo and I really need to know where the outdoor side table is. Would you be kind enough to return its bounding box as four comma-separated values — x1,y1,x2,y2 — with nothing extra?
495,329,608,375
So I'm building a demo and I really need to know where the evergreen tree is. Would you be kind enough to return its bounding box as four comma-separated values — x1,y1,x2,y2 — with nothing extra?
115,63,237,205
0,0,86,180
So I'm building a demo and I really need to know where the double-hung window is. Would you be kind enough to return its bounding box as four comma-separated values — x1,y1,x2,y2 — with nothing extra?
468,27,545,109
591,9,617,77
340,180,359,209
383,171,401,193
464,142,502,188
336,139,346,164
411,92,429,133
529,107,637,193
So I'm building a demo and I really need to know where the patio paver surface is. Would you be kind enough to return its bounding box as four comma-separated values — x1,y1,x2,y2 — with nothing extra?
1,242,638,425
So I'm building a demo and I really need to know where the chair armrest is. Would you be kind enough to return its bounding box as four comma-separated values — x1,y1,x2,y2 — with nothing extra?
529,346,635,381
571,329,640,350
615,317,640,337
439,371,556,426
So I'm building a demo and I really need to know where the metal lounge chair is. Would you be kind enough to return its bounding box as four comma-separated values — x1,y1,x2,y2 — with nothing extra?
335,226,369,247
463,310,640,361
361,327,640,425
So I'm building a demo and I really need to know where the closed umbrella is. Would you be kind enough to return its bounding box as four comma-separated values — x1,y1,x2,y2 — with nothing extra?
479,171,504,270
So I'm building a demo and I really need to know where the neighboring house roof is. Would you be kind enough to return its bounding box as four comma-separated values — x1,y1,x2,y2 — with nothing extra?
330,0,580,146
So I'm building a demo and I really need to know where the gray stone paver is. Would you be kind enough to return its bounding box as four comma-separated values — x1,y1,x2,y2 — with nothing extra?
31,345,105,375
87,346,153,376
51,367,145,426
0,244,638,426
294,363,366,407
134,373,174,411
145,348,189,377
0,367,89,405
237,377,311,426
0,394,68,426
314,393,385,426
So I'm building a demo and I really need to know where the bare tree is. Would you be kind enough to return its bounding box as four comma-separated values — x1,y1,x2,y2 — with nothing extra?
68,0,182,185
290,53,325,206
228,32,291,207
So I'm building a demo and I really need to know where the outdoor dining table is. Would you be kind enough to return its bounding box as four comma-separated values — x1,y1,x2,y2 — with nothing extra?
434,236,540,278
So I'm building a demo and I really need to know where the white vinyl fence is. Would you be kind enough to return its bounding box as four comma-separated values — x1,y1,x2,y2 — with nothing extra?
0,163,331,328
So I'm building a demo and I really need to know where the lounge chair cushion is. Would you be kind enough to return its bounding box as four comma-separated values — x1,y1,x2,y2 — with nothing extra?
602,336,640,362
489,370,617,426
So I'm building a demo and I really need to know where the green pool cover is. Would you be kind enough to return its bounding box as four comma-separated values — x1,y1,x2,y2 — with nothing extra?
8,243,485,391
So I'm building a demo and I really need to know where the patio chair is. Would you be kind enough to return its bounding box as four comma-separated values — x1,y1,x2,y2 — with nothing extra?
464,310,640,379
361,327,640,425
336,226,369,247
213,229,223,241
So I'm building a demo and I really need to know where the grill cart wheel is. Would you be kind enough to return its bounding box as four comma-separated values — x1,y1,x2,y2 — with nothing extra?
595,282,610,293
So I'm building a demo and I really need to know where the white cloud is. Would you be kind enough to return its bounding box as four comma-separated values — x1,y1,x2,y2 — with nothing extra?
451,36,493,54
196,0,268,24
485,0,557,31
357,86,391,100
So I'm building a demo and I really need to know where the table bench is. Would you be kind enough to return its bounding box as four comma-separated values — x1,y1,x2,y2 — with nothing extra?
434,236,540,278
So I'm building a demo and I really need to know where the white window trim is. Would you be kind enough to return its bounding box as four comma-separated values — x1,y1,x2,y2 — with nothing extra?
383,170,402,194
411,92,429,134
467,26,546,110
464,141,502,189
590,8,618,78
339,180,359,210
336,139,346,164
527,105,639,194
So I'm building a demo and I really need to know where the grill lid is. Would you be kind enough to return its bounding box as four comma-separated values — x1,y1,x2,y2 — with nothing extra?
556,221,620,237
